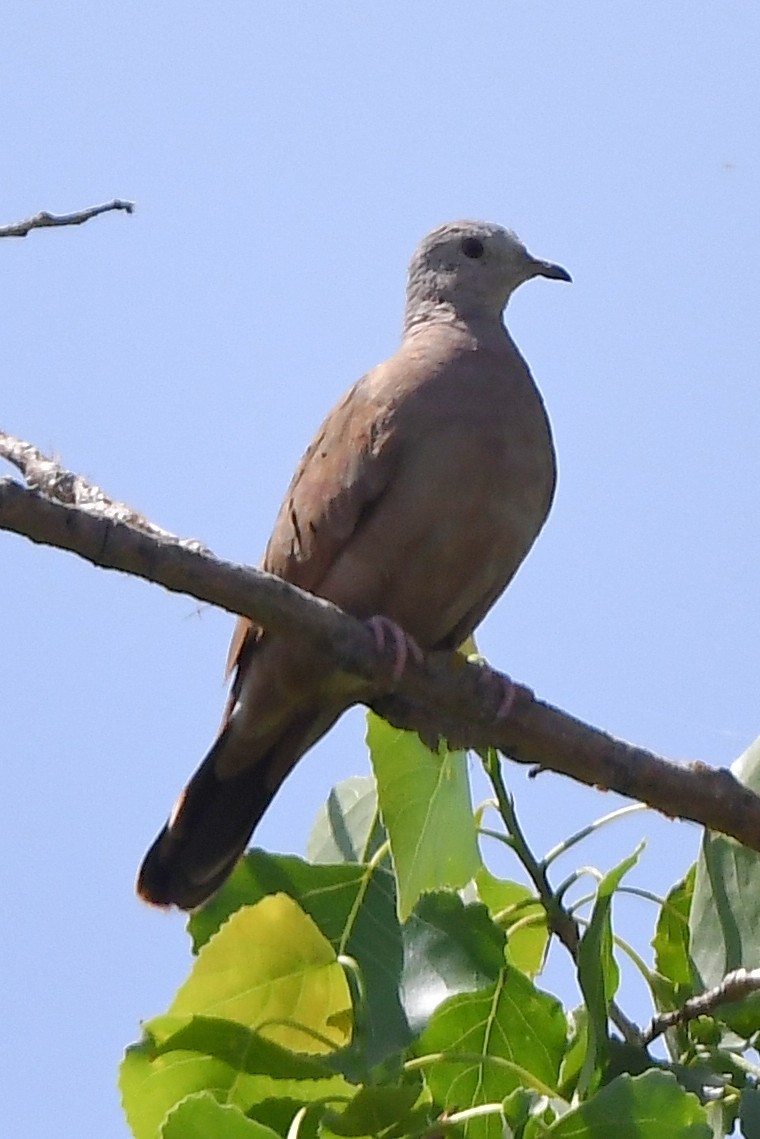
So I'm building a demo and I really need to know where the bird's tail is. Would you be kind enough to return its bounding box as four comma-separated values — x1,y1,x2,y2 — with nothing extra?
136,707,339,910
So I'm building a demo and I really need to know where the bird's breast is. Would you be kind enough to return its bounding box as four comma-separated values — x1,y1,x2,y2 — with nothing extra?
320,367,556,649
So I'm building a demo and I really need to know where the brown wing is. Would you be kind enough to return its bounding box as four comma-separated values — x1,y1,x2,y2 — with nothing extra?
225,365,401,683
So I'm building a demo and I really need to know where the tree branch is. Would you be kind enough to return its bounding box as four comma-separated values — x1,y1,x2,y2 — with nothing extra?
0,199,134,239
2,431,759,854
642,968,760,1045
0,434,206,549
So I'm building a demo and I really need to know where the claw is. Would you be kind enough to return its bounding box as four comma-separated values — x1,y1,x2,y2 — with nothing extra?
494,677,517,719
477,664,517,720
366,615,424,682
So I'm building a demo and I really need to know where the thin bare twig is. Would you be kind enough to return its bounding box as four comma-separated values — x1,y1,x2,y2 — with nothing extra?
0,199,134,239
0,434,206,550
642,968,760,1045
2,432,760,859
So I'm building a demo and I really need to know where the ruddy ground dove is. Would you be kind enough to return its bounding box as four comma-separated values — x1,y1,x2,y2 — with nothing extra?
137,219,570,909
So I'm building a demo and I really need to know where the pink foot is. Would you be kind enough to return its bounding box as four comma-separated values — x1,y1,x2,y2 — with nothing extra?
477,664,517,720
366,615,424,683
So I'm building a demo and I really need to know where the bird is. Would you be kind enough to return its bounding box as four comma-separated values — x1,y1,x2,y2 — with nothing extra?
137,220,570,910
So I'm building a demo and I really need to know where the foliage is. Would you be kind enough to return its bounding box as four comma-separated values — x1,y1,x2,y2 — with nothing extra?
122,720,760,1139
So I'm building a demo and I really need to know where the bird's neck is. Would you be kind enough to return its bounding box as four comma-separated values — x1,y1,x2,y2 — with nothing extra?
403,300,506,342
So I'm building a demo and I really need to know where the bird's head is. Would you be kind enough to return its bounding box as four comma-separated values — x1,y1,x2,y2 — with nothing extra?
405,220,570,331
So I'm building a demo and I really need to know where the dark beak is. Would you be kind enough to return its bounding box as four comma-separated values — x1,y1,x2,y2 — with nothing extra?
532,258,572,283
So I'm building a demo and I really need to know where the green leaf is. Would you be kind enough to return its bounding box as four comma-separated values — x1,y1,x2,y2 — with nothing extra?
691,834,760,1036
188,850,393,953
651,866,697,1031
172,893,352,1055
731,733,760,794
502,1087,550,1138
740,1085,760,1139
120,1036,252,1139
475,868,549,976
603,1037,659,1082
198,858,506,1051
249,1099,321,1139
557,1006,587,1100
691,742,760,983
120,1019,355,1139
162,1092,280,1139
415,969,566,1139
576,846,642,1096
401,892,505,1033
546,1070,710,1137
147,1016,335,1078
187,855,276,949
690,739,760,1035
367,712,481,920
323,1079,423,1136
307,776,386,865
653,867,696,993
188,851,410,1068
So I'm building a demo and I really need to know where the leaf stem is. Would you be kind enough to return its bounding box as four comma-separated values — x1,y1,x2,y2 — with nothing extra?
481,748,579,956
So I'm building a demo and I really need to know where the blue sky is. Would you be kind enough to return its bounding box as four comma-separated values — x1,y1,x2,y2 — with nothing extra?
2,4,759,1135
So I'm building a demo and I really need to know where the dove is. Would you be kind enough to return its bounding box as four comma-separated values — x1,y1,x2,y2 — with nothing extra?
137,219,570,909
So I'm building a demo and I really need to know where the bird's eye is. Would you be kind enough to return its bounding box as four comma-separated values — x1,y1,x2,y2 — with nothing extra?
461,236,485,259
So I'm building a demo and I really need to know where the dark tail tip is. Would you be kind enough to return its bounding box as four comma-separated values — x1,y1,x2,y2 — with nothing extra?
136,822,243,911
136,714,323,910
135,826,178,909
135,745,271,911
